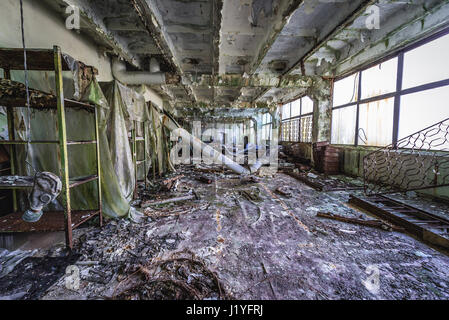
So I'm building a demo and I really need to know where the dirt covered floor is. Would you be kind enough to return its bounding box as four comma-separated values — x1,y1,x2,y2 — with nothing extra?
3,165,449,300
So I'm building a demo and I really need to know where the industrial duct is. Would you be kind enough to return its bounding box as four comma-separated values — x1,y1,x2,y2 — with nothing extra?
112,57,166,85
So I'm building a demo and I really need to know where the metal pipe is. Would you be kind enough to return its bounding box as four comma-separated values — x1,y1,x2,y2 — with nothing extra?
112,57,166,85
162,116,252,175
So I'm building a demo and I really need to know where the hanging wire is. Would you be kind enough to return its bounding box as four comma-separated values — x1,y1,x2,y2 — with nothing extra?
19,0,37,175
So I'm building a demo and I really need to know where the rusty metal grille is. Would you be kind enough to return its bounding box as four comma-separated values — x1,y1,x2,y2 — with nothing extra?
364,117,449,195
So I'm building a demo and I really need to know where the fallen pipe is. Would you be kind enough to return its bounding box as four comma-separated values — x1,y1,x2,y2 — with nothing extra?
162,115,259,175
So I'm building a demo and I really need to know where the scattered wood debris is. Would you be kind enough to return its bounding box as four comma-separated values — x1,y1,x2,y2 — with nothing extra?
160,175,184,192
194,175,214,184
275,186,293,198
316,212,404,232
141,191,199,208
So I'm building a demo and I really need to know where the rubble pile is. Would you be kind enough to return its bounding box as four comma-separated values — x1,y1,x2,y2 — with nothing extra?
112,250,229,300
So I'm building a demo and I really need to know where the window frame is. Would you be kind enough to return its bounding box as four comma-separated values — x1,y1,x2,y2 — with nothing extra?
332,27,449,148
280,96,314,143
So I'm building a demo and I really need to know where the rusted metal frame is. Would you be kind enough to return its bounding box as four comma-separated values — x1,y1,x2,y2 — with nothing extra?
54,46,72,250
349,195,449,251
94,106,103,227
3,68,17,213
377,195,449,224
0,210,101,233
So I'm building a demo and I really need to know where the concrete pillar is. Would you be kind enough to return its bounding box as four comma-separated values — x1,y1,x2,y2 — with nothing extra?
309,78,333,144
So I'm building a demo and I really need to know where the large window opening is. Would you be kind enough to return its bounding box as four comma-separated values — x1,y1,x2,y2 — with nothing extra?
331,30,449,148
280,96,313,143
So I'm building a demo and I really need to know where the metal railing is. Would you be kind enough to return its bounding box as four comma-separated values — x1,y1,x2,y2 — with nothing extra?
364,117,449,195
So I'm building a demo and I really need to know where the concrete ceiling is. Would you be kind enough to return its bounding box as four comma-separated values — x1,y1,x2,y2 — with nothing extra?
42,0,449,110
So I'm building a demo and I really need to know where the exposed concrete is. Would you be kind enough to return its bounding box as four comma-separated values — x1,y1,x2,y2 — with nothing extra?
310,78,333,144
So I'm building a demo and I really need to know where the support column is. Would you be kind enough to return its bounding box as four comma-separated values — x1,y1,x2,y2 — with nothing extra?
309,78,333,169
310,78,333,144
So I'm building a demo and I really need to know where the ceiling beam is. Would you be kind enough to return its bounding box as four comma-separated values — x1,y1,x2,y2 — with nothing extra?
247,0,305,76
130,0,196,102
285,0,376,76
186,74,315,89
250,0,376,104
329,0,449,76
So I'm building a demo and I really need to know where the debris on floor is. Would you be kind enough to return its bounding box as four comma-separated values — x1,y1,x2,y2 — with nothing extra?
2,166,449,300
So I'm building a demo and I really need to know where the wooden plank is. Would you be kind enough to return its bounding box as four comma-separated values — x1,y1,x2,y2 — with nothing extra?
0,210,100,233
0,48,71,71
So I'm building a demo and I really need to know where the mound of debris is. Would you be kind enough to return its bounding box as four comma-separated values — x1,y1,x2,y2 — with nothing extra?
112,250,230,300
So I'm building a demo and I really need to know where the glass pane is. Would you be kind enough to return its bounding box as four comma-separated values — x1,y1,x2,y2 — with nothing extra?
399,86,449,140
361,58,397,99
358,98,394,146
302,96,313,114
333,73,359,107
300,115,313,143
403,33,449,89
331,106,356,145
291,119,299,142
282,104,290,120
291,99,301,118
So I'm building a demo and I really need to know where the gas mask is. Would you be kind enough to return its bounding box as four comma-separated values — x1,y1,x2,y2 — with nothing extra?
22,172,62,223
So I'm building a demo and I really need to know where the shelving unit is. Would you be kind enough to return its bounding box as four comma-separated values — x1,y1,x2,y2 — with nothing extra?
0,46,102,249
130,119,147,198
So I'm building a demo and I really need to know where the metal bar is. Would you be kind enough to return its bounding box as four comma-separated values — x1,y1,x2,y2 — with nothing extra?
143,119,147,190
354,72,362,146
4,68,17,213
54,46,72,250
0,140,59,145
67,140,97,145
333,76,449,113
132,120,137,199
392,52,404,147
94,106,102,227
69,175,98,188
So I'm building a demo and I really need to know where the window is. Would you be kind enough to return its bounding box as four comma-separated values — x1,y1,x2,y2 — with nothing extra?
331,30,449,149
261,112,272,141
280,96,314,143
